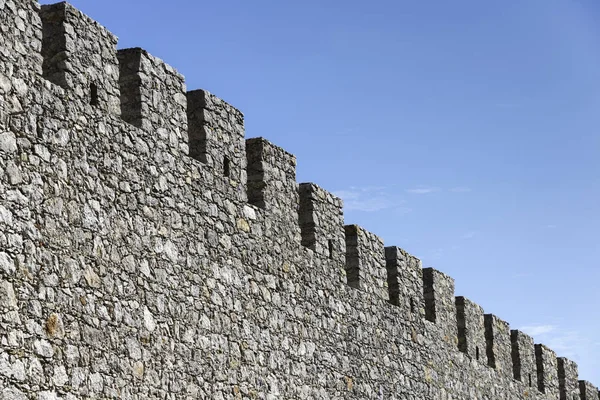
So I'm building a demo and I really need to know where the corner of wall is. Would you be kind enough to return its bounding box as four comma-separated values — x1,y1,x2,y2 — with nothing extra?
298,182,345,270
40,2,121,114
117,47,188,153
186,89,246,195
558,357,579,400
535,343,559,397
483,314,512,377
344,225,387,301
422,268,457,344
455,296,486,363
246,137,301,242
385,246,423,321
510,330,536,389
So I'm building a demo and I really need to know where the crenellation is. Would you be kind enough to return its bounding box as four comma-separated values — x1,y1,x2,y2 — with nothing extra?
0,0,595,397
384,246,424,321
536,343,560,397
423,268,457,345
298,183,345,276
186,89,246,197
117,47,188,154
246,137,301,243
483,314,512,376
511,329,537,389
344,225,387,300
40,2,121,115
455,296,486,363
580,381,600,400
558,357,579,400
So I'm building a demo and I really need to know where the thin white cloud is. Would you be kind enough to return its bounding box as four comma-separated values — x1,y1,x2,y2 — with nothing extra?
450,186,472,193
520,324,557,336
428,247,444,260
333,187,408,213
406,186,440,195
546,224,557,229
519,325,591,363
461,231,478,240
544,331,583,359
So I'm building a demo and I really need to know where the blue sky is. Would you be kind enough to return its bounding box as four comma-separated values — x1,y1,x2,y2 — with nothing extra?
40,0,600,384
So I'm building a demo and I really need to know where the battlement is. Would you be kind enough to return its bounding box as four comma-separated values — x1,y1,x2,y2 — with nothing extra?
385,246,424,321
40,2,120,114
0,1,596,398
299,183,345,278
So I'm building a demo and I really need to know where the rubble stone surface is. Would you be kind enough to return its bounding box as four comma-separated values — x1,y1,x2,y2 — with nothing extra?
0,1,596,398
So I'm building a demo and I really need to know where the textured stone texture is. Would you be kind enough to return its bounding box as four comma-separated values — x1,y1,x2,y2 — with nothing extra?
385,246,424,322
186,89,246,197
0,1,595,398
579,381,600,400
512,329,537,389
484,314,512,377
299,183,345,282
40,2,121,115
118,47,188,154
536,344,560,397
558,357,579,400
423,268,457,346
456,296,486,363
344,224,387,300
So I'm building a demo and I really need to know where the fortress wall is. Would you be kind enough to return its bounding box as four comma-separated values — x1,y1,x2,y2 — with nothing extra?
456,296,486,363
186,89,246,201
117,47,188,154
384,246,424,323
484,314,512,377
246,137,301,247
536,344,560,397
423,268,457,346
512,329,537,388
0,1,595,398
558,357,579,400
343,225,387,301
298,182,345,277
579,381,600,400
0,0,43,117
40,2,121,115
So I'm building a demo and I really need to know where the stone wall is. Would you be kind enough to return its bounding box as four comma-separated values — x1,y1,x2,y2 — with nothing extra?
0,1,598,399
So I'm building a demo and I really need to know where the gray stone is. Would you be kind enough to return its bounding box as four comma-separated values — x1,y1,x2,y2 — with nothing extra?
0,252,14,274
143,306,156,332
0,280,17,309
0,132,17,153
33,340,54,358
38,392,59,400
1,388,27,400
52,365,68,387
0,1,591,398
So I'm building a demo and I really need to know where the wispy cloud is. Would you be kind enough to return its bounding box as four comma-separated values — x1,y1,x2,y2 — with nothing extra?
334,187,409,213
546,224,557,229
406,186,440,195
461,231,478,240
544,331,585,359
450,186,472,193
520,324,557,336
519,324,590,361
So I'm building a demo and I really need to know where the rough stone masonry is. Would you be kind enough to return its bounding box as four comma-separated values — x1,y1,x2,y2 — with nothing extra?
0,1,597,399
